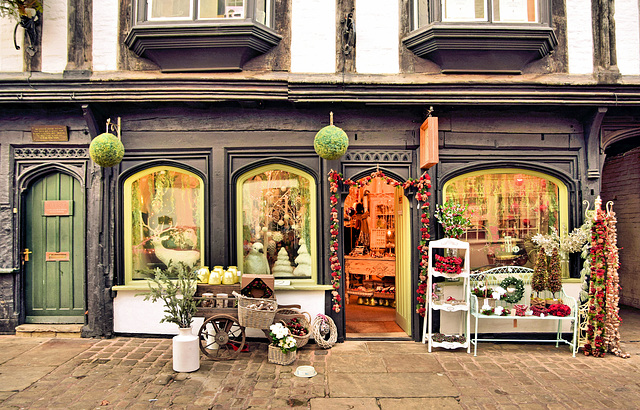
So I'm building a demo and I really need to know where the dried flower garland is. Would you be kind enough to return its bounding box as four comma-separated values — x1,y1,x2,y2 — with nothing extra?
327,169,431,314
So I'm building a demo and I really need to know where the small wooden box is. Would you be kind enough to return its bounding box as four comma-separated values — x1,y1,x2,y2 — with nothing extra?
241,274,275,298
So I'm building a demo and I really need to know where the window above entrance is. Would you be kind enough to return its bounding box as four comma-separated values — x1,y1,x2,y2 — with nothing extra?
125,0,281,71
443,169,568,275
236,165,318,285
403,0,557,73
123,166,205,285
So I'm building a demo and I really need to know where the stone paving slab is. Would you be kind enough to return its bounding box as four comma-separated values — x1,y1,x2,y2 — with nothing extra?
310,398,378,409
0,365,55,391
0,338,44,365
328,372,459,398
3,338,94,367
379,398,462,409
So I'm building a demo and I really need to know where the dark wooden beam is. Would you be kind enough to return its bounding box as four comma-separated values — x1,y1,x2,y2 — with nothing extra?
82,104,101,138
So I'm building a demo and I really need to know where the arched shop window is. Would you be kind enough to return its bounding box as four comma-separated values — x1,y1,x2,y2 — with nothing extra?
443,169,568,273
123,166,205,284
236,165,317,284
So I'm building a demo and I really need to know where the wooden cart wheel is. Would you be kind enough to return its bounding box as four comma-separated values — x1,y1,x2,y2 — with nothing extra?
198,314,246,361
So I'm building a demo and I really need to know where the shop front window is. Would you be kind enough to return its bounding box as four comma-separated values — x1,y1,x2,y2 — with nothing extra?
443,169,567,271
124,166,205,282
236,165,316,283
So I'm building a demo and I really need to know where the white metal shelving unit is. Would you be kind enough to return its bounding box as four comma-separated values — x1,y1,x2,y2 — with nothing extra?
423,237,471,353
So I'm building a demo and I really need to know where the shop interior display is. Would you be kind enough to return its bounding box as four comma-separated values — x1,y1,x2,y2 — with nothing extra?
444,172,563,270
343,178,397,310
424,238,470,353
240,169,312,280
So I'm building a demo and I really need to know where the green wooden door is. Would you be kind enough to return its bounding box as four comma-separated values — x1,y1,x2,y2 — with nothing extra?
25,172,85,323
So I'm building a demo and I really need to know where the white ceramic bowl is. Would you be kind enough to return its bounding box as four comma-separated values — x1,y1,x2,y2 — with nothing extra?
294,365,317,378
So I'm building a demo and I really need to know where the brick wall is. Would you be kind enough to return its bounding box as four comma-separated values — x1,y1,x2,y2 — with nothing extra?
601,146,640,308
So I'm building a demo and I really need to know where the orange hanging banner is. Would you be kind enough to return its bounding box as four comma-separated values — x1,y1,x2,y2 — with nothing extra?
419,116,439,169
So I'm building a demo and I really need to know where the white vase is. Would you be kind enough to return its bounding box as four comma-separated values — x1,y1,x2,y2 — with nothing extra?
173,327,200,372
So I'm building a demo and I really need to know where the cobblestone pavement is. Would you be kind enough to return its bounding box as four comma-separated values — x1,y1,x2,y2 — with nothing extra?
0,307,639,409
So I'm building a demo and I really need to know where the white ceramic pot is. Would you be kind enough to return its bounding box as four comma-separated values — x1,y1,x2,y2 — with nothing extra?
173,327,200,372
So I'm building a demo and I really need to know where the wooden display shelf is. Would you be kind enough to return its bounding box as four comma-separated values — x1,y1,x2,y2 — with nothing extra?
195,284,241,296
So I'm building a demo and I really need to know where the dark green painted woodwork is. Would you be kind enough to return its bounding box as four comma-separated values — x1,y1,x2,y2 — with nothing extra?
25,173,84,323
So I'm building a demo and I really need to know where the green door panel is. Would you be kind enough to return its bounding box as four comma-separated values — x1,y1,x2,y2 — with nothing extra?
25,172,84,323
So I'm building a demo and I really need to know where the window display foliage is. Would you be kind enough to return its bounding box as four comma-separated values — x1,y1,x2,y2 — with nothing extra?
238,167,315,280
125,167,204,280
444,169,566,270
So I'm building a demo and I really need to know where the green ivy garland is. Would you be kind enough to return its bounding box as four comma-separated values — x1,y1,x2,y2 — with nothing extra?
500,276,525,304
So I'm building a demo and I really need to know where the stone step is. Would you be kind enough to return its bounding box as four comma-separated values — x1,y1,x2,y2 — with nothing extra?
15,324,83,338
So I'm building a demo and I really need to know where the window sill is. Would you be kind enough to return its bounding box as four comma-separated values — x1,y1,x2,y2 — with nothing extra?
112,283,333,292
402,23,558,74
124,21,282,72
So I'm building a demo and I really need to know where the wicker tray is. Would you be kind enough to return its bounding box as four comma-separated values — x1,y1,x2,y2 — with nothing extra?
346,289,374,297
373,292,395,299
234,292,277,329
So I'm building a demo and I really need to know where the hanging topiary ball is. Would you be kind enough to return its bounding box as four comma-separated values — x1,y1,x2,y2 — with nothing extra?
89,132,124,167
314,112,349,160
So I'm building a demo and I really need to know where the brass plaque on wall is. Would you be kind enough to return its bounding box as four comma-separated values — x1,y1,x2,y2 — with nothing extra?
46,252,70,261
43,200,73,216
31,125,68,142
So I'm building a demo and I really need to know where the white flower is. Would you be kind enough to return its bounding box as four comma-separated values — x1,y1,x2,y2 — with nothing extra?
481,302,492,311
495,306,504,316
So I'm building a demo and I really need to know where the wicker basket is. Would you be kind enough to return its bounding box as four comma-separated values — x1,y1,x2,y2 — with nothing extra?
235,293,277,329
274,309,312,349
268,345,297,365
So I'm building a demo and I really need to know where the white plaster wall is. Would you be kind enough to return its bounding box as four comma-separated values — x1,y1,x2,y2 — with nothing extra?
92,0,119,71
566,0,593,74
41,0,68,73
440,282,581,335
114,289,326,336
290,0,335,73
0,17,24,71
615,0,640,75
355,0,399,74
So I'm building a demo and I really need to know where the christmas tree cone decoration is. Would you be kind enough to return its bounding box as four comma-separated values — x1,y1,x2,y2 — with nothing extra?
547,247,562,296
531,247,547,299
584,197,629,358
314,112,349,160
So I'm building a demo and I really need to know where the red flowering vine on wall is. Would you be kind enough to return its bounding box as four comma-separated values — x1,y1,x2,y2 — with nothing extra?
327,169,431,314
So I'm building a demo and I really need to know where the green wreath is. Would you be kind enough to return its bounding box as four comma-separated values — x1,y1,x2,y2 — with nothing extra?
500,277,525,304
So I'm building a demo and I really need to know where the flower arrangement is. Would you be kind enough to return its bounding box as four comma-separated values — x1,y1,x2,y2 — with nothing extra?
434,200,472,239
286,317,308,337
328,169,431,316
269,322,297,354
495,306,510,316
481,306,494,315
548,303,571,317
434,254,463,275
471,284,487,298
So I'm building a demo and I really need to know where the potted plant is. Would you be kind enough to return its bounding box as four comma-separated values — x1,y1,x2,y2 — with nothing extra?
140,262,200,372
267,322,297,365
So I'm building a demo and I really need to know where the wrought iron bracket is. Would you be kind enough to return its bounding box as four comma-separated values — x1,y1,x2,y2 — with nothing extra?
14,13,39,57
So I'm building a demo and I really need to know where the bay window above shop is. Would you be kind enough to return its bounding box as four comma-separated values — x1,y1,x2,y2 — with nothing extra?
125,0,281,71
403,0,557,73
236,165,318,286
